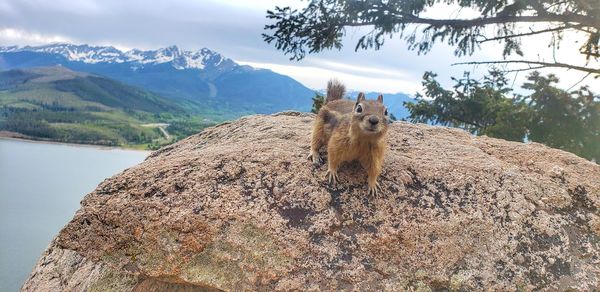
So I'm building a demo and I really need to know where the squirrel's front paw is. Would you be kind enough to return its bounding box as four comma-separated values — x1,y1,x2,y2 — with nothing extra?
368,182,380,196
307,152,322,166
326,170,339,185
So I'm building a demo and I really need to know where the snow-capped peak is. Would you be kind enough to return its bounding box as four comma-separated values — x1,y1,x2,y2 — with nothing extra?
0,43,234,70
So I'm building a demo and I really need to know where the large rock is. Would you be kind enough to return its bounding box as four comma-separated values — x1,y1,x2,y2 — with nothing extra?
23,112,600,291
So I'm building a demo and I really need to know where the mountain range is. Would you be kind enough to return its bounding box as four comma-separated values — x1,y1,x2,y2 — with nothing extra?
0,43,414,147
0,43,317,117
0,43,413,117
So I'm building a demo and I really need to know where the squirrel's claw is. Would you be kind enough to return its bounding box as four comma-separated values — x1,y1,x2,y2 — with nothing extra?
368,182,380,196
326,170,338,185
307,152,322,166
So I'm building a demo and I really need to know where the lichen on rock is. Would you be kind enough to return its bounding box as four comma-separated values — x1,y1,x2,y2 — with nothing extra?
22,112,600,291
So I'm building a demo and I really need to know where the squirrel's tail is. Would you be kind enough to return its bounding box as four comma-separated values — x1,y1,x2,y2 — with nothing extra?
326,79,345,103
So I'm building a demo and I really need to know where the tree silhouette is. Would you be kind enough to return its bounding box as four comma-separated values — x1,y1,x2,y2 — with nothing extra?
264,0,600,75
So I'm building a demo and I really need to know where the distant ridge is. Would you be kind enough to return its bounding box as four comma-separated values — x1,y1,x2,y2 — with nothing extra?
0,43,233,70
0,43,316,116
0,65,198,147
0,43,413,118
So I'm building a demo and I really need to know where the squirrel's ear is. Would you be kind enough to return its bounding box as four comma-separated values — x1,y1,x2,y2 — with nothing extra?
377,94,384,103
357,92,365,102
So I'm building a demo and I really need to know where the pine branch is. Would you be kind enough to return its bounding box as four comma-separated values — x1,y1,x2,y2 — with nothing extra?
567,72,593,91
478,25,582,43
453,60,600,74
503,66,547,73
341,13,600,30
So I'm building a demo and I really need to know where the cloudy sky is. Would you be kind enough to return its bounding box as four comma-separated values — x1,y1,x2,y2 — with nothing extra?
0,0,598,94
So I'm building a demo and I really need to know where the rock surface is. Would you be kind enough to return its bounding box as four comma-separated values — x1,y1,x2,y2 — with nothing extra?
22,112,600,291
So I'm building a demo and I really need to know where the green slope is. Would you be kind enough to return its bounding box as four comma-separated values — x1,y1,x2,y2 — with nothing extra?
0,66,215,148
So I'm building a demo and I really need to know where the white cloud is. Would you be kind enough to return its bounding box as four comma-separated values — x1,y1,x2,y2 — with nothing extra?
238,60,421,93
312,58,412,79
0,28,73,45
0,27,133,51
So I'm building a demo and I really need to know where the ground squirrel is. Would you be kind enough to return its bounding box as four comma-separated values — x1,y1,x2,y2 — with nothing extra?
309,79,389,195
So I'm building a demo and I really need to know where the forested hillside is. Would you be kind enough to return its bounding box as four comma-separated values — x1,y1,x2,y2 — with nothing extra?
0,66,213,148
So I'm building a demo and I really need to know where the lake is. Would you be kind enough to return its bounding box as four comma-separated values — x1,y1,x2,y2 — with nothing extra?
0,138,148,292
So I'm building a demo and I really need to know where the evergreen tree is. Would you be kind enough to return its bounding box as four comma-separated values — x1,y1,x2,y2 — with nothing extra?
406,70,600,161
311,92,326,113
264,0,600,75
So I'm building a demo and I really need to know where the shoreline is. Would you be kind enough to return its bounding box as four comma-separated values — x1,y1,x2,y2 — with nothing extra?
0,135,152,153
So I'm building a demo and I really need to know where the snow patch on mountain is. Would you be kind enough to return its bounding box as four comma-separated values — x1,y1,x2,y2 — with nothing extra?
0,43,233,70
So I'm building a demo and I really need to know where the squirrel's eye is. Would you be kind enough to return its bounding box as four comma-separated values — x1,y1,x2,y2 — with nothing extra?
384,109,388,116
355,104,363,113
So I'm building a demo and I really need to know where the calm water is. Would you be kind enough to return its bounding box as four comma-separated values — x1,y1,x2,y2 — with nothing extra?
0,139,148,292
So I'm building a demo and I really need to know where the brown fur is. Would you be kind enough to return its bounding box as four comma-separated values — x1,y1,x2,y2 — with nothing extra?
326,79,346,102
309,80,389,195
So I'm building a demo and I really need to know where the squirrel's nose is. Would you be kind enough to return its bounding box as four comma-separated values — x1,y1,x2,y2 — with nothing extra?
368,116,379,125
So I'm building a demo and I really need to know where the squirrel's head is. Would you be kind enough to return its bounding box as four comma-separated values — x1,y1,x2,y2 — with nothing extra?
351,92,389,137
